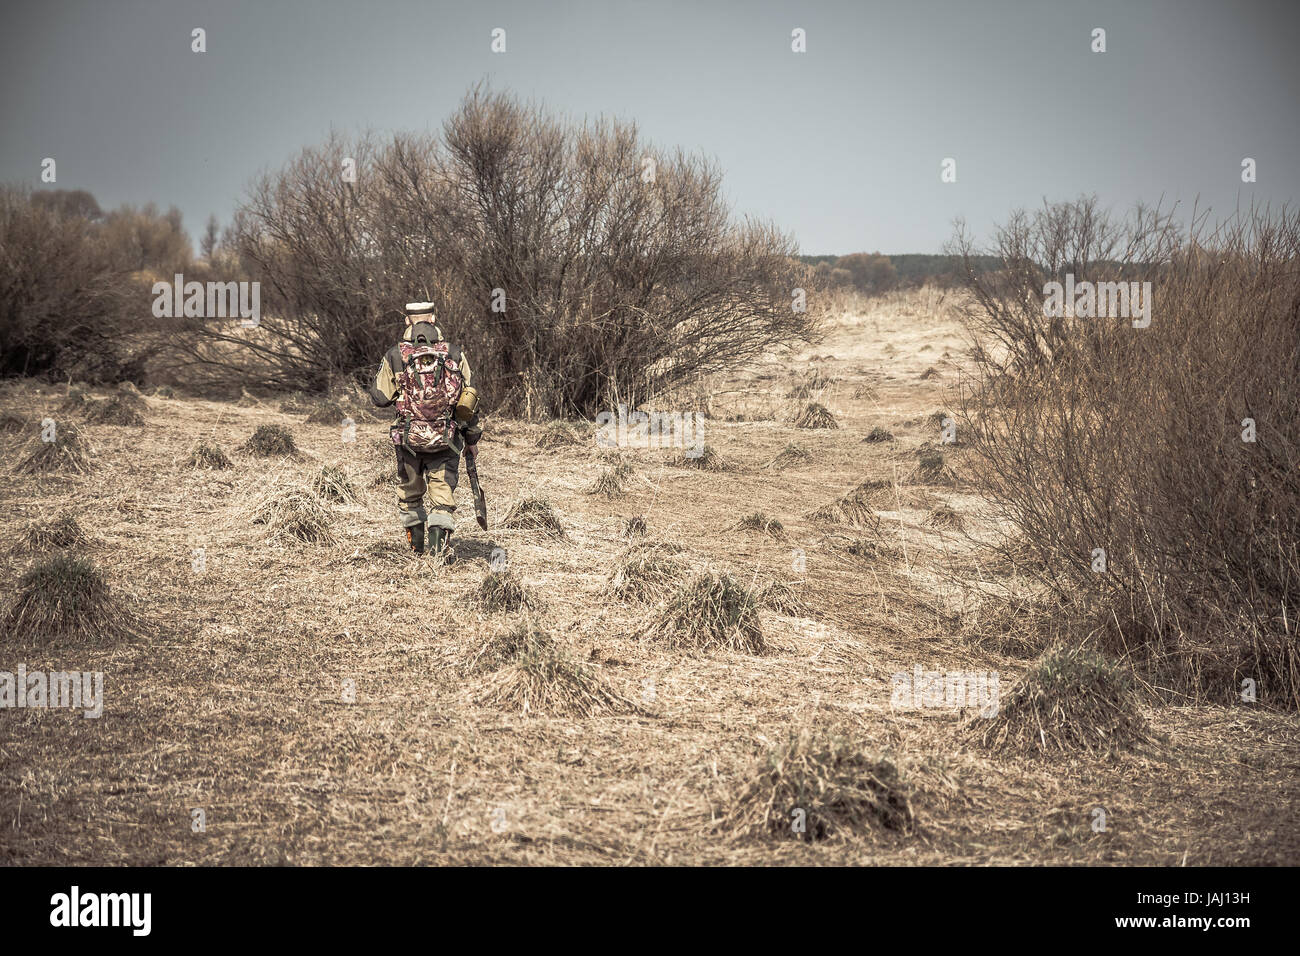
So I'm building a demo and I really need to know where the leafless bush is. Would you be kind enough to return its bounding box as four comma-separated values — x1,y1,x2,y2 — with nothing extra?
0,187,147,382
171,87,821,413
958,202,1300,709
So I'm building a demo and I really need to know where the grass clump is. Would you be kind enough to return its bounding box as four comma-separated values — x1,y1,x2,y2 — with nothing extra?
82,395,146,426
310,465,358,503
766,443,809,469
908,450,957,486
472,625,641,717
305,400,347,425
806,484,880,529
925,503,964,530
965,646,1148,758
728,512,786,538
727,726,916,840
756,580,808,616
862,426,895,443
188,440,232,469
13,423,91,475
638,571,765,654
536,421,584,448
9,513,90,555
1,555,138,645
587,459,634,497
250,488,334,544
793,402,838,429
678,444,728,471
474,570,537,613
243,424,297,457
608,542,687,603
622,515,648,538
500,496,566,537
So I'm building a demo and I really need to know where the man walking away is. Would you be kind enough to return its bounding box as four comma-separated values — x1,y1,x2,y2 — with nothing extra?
368,301,482,556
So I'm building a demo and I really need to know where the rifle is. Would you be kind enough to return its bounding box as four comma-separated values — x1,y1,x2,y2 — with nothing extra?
464,441,488,530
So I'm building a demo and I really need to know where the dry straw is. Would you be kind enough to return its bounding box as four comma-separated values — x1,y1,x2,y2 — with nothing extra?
500,496,566,537
639,571,765,654
793,402,838,429
471,623,642,717
250,486,334,544
243,424,297,457
13,423,91,475
607,542,686,603
727,726,916,841
1,555,140,645
966,645,1149,757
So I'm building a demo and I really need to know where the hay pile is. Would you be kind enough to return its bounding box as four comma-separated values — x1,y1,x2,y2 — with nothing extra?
622,515,648,538
806,484,881,528
787,370,836,399
638,571,765,654
9,513,90,555
793,402,838,429
862,426,895,443
305,400,347,425
608,542,687,602
474,570,537,613
250,487,334,544
766,443,809,469
727,727,915,840
536,421,585,448
728,512,786,538
678,444,728,471
310,465,358,503
587,459,634,497
500,497,566,537
1,555,139,644
13,423,91,475
908,450,957,486
756,580,808,616
471,625,641,717
83,394,146,426
188,440,232,469
965,646,1149,757
243,424,297,457
925,503,964,530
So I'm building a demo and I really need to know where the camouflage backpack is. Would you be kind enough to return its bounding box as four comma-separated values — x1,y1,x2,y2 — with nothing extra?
388,324,466,453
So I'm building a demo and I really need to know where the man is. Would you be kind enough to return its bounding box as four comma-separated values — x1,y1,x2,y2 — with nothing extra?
368,302,482,556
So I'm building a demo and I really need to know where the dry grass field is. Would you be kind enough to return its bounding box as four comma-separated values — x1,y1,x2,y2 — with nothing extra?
3,290,1298,866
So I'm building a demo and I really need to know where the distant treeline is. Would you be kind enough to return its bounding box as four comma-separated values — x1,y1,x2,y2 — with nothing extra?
800,252,1002,290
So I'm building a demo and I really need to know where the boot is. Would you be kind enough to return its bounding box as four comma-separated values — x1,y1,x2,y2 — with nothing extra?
428,527,445,556
406,524,425,554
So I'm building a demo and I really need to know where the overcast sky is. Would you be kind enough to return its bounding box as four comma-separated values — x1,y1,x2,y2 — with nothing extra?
3,0,1297,254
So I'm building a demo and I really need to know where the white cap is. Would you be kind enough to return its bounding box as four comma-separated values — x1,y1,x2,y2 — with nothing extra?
404,301,435,316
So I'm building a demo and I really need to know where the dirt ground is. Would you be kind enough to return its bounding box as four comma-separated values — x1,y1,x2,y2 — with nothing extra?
3,290,1298,865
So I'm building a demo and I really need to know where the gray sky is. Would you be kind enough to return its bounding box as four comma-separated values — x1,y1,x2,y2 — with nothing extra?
3,0,1297,254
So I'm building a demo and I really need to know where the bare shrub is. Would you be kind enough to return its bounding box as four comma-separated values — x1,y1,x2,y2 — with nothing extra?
171,88,820,413
957,202,1300,709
